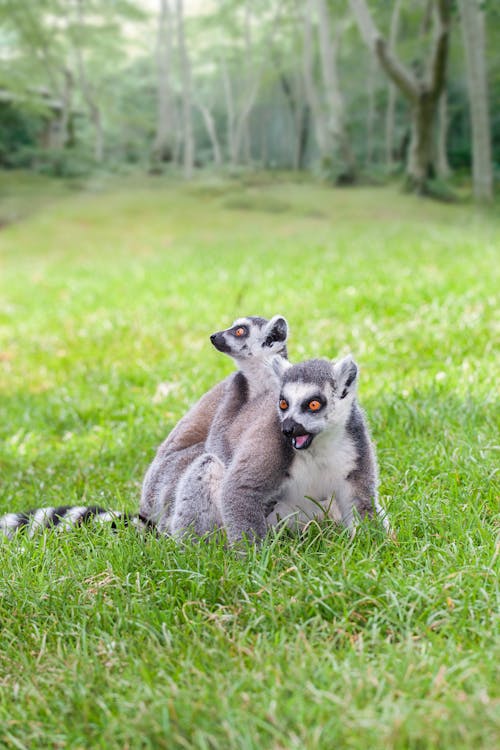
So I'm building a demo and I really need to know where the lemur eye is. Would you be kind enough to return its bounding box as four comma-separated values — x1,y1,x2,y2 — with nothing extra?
235,327,246,337
279,399,289,411
309,400,321,412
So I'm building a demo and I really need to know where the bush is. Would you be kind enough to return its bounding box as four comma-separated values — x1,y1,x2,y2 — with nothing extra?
8,145,94,178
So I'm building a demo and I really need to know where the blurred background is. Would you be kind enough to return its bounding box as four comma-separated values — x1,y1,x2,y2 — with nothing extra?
0,0,497,204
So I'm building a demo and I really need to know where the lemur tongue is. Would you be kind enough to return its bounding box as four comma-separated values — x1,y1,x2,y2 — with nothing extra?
294,434,310,449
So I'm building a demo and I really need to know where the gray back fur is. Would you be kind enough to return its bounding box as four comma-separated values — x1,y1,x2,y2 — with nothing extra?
141,314,289,532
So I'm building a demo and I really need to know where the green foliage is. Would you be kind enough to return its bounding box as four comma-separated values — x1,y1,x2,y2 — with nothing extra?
0,0,498,188
0,176,499,748
0,102,42,167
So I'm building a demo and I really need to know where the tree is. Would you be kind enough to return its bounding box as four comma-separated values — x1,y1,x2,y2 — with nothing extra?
74,0,104,163
350,0,453,194
457,0,493,201
384,0,402,169
176,0,194,178
152,0,176,169
315,0,355,181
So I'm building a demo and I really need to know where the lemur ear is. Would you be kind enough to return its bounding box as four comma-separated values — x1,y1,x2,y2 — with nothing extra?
270,354,292,381
332,355,358,399
264,315,288,346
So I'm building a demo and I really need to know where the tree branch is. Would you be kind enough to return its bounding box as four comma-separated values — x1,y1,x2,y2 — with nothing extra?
349,0,419,103
428,0,452,97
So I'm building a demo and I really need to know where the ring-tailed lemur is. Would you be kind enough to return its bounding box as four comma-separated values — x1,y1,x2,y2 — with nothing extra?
141,315,289,532
171,355,389,543
0,315,289,539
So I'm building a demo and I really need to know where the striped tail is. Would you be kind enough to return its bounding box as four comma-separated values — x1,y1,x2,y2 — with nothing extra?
0,505,156,539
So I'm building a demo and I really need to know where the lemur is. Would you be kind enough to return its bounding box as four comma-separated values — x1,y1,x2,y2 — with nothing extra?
0,315,288,539
140,314,289,532
171,355,388,543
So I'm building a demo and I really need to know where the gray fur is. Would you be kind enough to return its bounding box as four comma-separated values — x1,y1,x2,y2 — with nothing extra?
271,355,388,532
171,354,389,543
1,314,288,539
142,314,289,533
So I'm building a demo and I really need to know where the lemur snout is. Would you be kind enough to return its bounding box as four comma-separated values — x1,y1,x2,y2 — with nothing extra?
281,418,305,438
210,332,229,353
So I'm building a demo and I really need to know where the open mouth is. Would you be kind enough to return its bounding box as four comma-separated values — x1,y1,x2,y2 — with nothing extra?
292,433,314,450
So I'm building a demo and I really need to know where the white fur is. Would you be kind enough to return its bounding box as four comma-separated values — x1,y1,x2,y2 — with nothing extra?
28,507,56,537
94,511,121,524
267,427,357,528
0,513,24,539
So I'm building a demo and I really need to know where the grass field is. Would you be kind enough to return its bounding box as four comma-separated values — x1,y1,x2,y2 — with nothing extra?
0,172,498,749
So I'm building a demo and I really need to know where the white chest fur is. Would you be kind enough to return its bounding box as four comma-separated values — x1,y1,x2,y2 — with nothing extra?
267,428,357,528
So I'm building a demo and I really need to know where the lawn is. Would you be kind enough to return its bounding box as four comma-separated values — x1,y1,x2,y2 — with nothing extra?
0,172,498,749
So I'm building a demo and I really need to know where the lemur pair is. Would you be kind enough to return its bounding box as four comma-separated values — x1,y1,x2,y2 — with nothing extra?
1,315,388,542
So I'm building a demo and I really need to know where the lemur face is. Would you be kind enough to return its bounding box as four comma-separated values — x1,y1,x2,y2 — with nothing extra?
210,315,288,363
272,357,358,451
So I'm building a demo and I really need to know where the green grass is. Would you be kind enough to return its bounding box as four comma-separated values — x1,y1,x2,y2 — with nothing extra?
0,172,499,749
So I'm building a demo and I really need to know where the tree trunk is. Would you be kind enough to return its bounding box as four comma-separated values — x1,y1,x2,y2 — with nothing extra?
75,0,104,163
152,0,175,170
365,56,376,167
56,68,73,150
350,0,452,194
195,101,222,167
278,72,310,170
436,90,451,178
315,0,355,182
221,59,237,166
302,0,330,162
385,0,402,168
176,0,194,179
407,93,437,192
457,0,493,201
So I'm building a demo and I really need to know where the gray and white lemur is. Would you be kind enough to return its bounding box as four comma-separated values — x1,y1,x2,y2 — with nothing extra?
141,314,289,532
0,315,289,539
171,355,388,543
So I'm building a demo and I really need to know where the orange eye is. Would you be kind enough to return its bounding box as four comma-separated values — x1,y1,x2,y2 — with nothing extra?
235,327,245,337
309,400,321,412
279,399,289,411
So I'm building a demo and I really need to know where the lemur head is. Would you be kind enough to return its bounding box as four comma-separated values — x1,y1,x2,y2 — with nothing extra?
272,356,358,451
210,315,288,365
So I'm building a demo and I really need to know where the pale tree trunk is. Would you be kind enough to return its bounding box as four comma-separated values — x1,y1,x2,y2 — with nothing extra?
232,75,260,163
75,0,104,163
152,0,175,169
457,0,493,201
223,2,278,167
176,0,194,178
232,2,264,165
195,101,222,167
55,68,73,149
278,72,310,170
238,1,252,165
365,56,376,167
385,0,402,168
436,90,451,178
302,0,331,162
315,0,355,181
350,0,452,194
221,59,237,166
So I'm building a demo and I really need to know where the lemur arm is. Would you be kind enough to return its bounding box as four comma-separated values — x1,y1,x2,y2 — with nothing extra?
219,417,290,544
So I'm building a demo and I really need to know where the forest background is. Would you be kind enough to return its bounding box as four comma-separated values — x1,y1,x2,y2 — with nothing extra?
0,0,497,201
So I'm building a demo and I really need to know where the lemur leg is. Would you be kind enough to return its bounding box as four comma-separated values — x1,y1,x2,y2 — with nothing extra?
170,453,224,538
335,483,390,534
